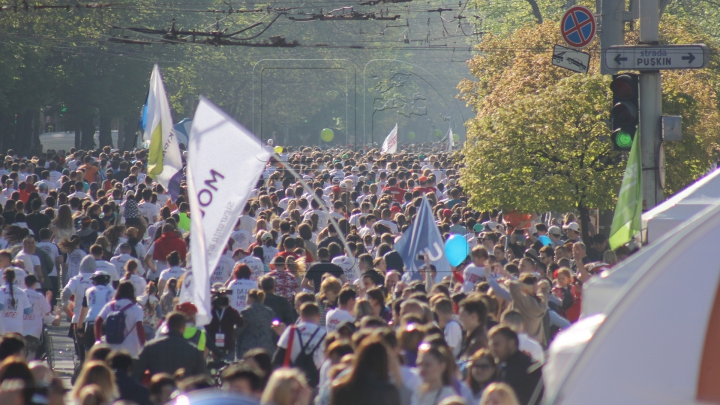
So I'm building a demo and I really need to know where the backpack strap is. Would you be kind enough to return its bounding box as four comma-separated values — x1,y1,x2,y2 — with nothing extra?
298,327,322,354
307,331,326,357
283,325,296,367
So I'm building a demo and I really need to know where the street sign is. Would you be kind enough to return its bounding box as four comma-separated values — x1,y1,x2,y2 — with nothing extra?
552,44,591,73
560,6,596,48
604,44,709,70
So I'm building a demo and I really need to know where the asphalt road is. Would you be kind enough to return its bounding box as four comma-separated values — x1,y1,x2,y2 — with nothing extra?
46,320,77,384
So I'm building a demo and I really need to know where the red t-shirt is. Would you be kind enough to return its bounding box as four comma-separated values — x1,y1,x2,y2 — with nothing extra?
384,186,405,203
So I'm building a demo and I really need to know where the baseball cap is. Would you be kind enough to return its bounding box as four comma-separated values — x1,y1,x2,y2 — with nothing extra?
332,186,341,193
473,223,483,233
563,222,580,232
548,225,562,236
443,209,452,218
390,206,401,214
261,232,273,242
176,302,198,314
418,176,428,183
351,166,359,172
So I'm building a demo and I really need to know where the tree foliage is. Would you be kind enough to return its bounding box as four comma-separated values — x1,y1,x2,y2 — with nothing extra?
458,18,720,214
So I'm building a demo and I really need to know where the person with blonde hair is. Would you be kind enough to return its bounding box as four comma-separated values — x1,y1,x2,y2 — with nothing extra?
78,384,109,405
317,276,341,327
479,382,520,405
260,368,312,405
71,361,119,403
353,299,374,321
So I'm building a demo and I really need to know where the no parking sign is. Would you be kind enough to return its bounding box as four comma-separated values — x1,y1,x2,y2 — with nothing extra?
561,6,596,48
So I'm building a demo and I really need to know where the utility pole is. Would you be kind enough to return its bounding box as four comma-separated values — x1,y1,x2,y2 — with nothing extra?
638,0,662,209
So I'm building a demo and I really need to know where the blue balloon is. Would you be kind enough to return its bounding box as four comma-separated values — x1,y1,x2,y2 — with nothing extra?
538,235,552,246
444,234,470,267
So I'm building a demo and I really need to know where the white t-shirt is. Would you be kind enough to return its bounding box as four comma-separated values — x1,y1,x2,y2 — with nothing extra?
0,268,28,287
15,251,40,276
238,215,256,235
227,278,257,312
210,256,235,286
125,274,147,298
85,284,115,322
63,273,94,323
331,256,359,282
325,308,354,333
444,320,463,358
261,246,279,266
24,288,51,338
66,249,86,279
519,332,545,364
462,264,486,293
95,260,120,282
0,284,31,335
97,299,144,358
36,242,60,277
159,266,186,284
138,202,160,225
277,321,326,368
237,256,264,281
376,219,399,234
110,254,144,278
230,229,253,251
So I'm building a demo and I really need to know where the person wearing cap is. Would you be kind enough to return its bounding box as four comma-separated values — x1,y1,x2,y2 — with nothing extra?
563,222,582,243
173,302,208,357
547,226,564,246
78,270,114,355
260,231,279,265
61,255,96,363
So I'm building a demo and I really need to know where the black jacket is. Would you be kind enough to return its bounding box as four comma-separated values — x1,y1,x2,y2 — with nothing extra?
133,331,206,379
498,350,542,405
263,292,295,325
115,371,152,405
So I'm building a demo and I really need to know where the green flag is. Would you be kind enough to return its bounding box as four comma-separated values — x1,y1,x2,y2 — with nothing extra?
609,130,642,250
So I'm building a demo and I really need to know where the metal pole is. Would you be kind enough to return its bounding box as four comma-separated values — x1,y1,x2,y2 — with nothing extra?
639,0,662,209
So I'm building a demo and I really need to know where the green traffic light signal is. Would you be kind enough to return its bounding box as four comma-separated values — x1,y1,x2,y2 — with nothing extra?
616,131,633,148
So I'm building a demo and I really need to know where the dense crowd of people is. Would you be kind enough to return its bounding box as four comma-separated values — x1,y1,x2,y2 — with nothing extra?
0,144,632,405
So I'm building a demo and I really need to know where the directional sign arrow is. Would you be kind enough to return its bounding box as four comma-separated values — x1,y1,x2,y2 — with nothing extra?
614,54,628,64
682,53,696,64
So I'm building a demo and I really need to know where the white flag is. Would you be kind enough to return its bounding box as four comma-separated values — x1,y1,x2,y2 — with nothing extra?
187,97,271,325
381,124,398,154
144,65,183,189
446,125,453,152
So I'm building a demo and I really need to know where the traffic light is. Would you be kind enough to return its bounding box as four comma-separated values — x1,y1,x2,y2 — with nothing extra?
610,74,639,151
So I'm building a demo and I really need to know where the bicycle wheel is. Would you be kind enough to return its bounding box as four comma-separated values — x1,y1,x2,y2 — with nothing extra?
43,328,55,369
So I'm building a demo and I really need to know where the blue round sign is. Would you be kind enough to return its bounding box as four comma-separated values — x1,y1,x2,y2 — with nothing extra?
561,6,596,48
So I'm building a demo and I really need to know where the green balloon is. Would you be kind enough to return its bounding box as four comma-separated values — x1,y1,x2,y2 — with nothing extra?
453,133,460,142
434,129,443,139
407,131,416,140
321,128,334,142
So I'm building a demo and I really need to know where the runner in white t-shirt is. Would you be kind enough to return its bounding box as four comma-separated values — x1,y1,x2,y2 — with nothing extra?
325,288,357,333
234,249,264,282
79,271,115,353
95,281,145,358
0,269,32,335
211,253,236,286
226,264,258,312
23,275,55,359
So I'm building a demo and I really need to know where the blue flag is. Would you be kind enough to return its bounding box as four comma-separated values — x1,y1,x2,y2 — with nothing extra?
395,196,451,282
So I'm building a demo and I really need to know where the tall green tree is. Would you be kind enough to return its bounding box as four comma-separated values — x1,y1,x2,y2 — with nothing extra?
459,19,720,237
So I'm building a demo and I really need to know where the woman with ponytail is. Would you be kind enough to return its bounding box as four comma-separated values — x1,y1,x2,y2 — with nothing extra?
0,268,31,334
123,260,146,299
58,235,86,283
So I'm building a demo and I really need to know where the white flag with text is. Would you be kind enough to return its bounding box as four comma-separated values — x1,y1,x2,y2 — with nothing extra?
381,124,398,154
187,97,271,325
